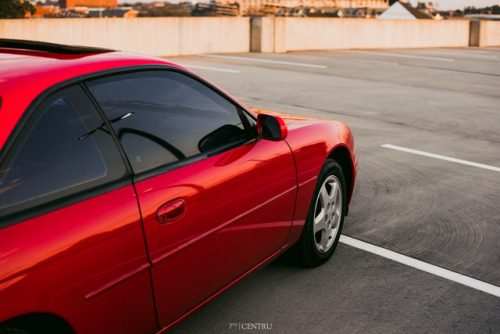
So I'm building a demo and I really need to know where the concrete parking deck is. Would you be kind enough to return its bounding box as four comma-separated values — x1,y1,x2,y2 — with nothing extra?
169,47,500,333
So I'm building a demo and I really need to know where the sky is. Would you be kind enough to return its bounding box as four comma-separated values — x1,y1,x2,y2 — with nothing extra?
118,0,500,11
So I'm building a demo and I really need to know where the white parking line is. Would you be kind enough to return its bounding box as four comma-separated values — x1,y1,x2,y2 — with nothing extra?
340,50,454,62
340,235,500,298
422,51,498,60
357,59,399,66
179,64,240,73
205,55,328,69
382,144,500,173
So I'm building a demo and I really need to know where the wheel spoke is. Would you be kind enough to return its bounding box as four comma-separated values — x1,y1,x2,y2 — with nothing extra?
330,182,338,200
319,184,331,205
319,230,330,251
314,210,327,234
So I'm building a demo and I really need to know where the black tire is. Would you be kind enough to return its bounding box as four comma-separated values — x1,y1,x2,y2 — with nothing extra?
296,159,346,267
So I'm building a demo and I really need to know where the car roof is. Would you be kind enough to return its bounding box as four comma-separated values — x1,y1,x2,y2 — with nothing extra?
0,39,180,151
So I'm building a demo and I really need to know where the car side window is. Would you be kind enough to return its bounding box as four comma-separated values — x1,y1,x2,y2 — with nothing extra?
86,70,253,174
0,85,126,219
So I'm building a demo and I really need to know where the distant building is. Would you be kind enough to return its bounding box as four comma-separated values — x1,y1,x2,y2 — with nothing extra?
465,14,500,21
88,7,138,17
216,0,389,16
32,5,61,18
59,0,117,9
192,2,239,16
337,0,388,9
378,1,432,19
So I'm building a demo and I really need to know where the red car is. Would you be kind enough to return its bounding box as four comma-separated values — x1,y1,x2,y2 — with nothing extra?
0,39,357,334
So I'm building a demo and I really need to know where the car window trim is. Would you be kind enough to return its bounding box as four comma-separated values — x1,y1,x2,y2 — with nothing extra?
0,178,133,228
79,83,137,173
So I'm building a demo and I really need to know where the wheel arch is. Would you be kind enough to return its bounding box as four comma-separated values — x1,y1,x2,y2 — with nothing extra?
1,313,75,334
328,145,355,208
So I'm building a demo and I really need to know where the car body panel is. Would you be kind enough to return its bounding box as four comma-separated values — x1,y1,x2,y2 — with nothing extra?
0,186,158,333
0,44,357,333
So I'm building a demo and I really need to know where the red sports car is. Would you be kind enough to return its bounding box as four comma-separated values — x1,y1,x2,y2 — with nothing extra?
0,39,357,334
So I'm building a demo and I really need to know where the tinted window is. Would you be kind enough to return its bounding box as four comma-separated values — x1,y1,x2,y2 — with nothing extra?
0,85,126,217
87,70,252,174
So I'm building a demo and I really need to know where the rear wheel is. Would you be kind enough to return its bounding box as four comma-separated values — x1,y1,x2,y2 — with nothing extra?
296,159,346,267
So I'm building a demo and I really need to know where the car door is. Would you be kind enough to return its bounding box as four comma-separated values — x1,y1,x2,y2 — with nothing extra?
87,69,297,327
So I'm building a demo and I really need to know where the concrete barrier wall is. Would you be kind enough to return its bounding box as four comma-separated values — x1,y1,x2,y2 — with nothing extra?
0,17,250,56
1,17,499,57
478,20,500,47
269,18,471,52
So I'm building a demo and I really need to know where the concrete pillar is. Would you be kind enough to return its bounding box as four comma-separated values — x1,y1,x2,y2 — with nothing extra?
469,20,480,47
250,17,262,52
250,17,275,53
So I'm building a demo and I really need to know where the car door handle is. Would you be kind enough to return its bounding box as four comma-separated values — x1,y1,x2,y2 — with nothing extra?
157,199,185,224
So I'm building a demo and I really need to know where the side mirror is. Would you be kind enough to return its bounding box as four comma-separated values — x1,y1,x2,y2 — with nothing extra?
257,114,288,141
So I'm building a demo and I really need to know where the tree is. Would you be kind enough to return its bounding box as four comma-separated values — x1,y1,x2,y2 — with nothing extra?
0,0,36,19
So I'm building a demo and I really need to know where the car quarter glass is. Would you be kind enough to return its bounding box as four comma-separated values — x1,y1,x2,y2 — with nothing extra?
86,70,253,174
0,85,126,221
